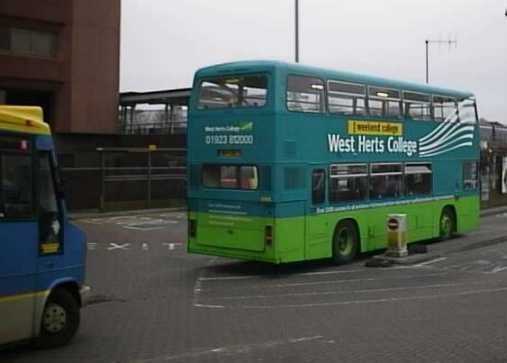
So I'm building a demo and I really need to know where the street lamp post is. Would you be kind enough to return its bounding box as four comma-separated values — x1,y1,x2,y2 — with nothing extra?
295,0,299,63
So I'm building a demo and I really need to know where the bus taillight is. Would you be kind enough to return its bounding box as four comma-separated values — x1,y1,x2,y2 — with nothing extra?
265,225,273,246
189,219,197,238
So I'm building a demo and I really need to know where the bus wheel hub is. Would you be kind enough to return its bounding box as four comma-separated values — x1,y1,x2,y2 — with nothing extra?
43,303,67,333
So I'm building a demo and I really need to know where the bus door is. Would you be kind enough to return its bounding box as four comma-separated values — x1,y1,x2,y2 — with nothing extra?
0,137,38,344
305,168,329,259
36,151,65,294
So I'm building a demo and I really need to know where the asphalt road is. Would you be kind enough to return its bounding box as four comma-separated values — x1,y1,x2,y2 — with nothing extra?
2,211,507,363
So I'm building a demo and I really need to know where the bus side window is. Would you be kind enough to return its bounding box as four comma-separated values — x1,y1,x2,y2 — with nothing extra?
312,169,326,205
0,153,33,219
38,152,62,252
463,161,479,190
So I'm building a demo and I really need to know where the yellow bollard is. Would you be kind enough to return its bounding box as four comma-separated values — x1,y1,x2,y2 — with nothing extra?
386,214,408,257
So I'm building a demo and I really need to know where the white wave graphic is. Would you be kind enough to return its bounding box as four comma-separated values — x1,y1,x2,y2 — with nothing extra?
419,142,473,157
419,125,475,151
419,120,460,145
418,120,452,144
419,134,474,155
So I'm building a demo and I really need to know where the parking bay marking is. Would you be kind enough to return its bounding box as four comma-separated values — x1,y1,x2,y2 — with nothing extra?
162,242,182,250
107,243,130,251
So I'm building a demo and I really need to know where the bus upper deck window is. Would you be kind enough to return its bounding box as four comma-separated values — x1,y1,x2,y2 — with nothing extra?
403,91,431,121
433,96,458,122
198,75,268,109
287,75,324,113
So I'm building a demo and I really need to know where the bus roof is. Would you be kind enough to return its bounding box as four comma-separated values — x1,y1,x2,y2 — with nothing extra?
0,106,50,135
195,60,474,100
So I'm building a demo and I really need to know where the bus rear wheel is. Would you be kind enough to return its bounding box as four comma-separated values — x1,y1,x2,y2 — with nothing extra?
36,288,80,348
332,220,359,264
439,208,455,240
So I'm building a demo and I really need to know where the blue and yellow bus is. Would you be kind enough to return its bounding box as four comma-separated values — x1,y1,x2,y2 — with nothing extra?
187,61,480,264
0,106,87,348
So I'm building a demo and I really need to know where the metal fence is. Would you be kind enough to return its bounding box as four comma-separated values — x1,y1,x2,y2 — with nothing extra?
60,147,186,211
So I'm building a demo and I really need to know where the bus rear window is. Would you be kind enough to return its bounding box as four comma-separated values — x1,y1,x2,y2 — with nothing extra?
198,75,268,109
202,165,258,190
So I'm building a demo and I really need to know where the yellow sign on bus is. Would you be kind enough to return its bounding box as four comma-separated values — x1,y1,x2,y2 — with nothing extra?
348,120,403,136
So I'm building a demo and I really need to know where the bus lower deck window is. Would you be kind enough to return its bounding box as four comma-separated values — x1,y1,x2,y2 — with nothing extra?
202,165,258,190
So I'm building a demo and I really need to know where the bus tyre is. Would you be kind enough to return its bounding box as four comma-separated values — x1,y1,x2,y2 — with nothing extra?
332,220,359,264
439,208,455,240
36,289,80,348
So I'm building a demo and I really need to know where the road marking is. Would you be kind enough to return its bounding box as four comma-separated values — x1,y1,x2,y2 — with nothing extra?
107,243,130,251
87,243,97,250
197,265,421,282
142,243,148,251
193,303,224,309
162,242,182,250
130,336,325,362
204,282,470,301
197,267,399,282
236,285,507,310
264,272,449,289
414,257,447,267
488,265,507,274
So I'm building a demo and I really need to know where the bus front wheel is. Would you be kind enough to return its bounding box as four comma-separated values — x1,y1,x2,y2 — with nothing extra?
332,220,359,264
439,208,455,240
36,288,80,348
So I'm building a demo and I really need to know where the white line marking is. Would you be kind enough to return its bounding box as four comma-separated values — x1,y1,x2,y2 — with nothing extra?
107,243,130,251
197,264,426,282
162,242,182,250
204,282,469,301
414,257,448,267
265,272,449,289
239,286,507,309
130,336,324,362
489,265,507,274
87,243,97,250
197,267,410,282
193,303,225,309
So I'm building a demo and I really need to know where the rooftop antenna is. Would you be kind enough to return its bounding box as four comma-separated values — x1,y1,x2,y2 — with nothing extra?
425,37,458,84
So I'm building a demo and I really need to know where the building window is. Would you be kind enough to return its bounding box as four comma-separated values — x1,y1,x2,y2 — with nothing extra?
287,75,324,113
0,25,57,58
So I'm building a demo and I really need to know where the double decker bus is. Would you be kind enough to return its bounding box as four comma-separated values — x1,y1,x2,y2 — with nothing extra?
187,61,480,264
0,106,87,348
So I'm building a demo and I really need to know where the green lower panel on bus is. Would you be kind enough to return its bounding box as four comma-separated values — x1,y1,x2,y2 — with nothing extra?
188,195,480,264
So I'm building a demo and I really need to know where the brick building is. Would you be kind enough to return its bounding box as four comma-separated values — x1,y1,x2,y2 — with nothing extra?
0,0,121,134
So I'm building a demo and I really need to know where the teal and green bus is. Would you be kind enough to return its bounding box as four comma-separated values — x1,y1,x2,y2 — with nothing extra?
187,61,480,264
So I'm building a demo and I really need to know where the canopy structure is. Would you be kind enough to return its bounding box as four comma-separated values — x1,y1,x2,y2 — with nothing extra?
119,88,191,135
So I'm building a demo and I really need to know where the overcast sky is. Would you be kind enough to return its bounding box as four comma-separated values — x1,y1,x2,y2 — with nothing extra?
121,0,507,122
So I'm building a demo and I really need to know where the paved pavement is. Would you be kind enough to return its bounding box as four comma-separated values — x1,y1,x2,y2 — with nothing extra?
2,209,507,363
